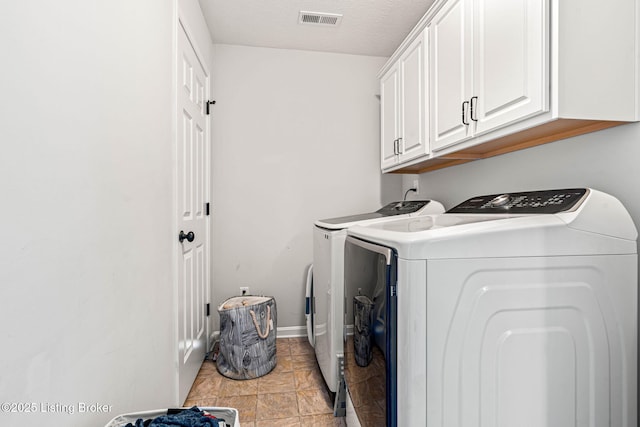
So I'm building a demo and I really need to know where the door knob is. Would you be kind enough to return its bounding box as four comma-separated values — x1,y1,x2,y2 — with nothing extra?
179,230,195,243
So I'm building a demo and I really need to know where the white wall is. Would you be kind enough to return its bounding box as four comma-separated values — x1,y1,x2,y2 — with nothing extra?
0,1,178,425
211,44,400,329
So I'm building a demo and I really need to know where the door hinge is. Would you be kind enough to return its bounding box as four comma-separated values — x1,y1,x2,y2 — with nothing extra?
206,303,210,317
206,100,216,115
205,202,210,216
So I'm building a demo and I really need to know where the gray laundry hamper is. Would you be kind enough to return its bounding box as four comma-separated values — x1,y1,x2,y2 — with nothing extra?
217,296,277,380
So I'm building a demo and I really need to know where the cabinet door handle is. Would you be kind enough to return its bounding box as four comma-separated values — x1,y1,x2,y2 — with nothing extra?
392,138,398,155
462,101,470,126
470,96,478,122
397,137,403,154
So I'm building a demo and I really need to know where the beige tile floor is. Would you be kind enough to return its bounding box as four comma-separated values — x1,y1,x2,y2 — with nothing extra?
184,337,346,427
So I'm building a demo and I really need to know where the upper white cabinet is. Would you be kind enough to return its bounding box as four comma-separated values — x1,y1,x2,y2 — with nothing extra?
429,0,472,150
430,0,547,151
380,65,400,169
381,0,639,174
380,31,429,170
472,0,546,135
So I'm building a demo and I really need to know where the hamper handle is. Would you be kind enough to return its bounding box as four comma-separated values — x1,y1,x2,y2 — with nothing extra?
250,305,271,339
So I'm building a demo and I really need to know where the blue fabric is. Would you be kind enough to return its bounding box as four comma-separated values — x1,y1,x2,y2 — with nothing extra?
124,418,150,427
125,407,222,427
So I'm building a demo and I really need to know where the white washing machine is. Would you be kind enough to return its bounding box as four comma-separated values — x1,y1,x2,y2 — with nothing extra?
344,188,637,427
312,200,445,408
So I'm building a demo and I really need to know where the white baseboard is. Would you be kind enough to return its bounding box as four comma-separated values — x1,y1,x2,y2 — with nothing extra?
276,325,308,338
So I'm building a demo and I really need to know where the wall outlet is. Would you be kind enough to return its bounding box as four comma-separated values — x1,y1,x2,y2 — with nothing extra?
412,179,419,194
240,286,249,295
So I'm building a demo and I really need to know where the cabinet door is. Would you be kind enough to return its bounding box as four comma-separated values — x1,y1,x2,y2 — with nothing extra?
472,0,547,134
380,66,399,170
430,0,473,151
399,31,429,162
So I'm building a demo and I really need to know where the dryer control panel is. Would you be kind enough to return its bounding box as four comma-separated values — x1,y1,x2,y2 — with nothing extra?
377,200,431,215
447,188,588,214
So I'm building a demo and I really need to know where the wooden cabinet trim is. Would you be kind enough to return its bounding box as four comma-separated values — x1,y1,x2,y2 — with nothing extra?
386,119,627,174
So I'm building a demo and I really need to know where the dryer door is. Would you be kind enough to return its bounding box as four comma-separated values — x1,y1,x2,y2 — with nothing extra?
305,264,314,348
344,236,397,427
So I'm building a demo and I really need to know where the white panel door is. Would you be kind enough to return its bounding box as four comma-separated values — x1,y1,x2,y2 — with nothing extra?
472,0,547,134
399,31,429,161
176,20,210,404
380,66,399,170
429,0,472,151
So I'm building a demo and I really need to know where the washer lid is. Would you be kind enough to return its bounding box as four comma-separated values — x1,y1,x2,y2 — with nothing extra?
314,200,444,229
370,214,501,232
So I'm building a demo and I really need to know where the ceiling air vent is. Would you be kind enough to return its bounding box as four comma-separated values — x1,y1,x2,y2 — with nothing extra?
298,11,343,26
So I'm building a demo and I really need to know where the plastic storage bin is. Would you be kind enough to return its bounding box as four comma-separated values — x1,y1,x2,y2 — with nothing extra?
217,296,277,380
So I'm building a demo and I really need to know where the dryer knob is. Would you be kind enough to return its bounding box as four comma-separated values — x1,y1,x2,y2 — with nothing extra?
490,194,511,207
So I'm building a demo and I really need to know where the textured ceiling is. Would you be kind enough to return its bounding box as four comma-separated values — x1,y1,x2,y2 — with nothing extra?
198,0,435,57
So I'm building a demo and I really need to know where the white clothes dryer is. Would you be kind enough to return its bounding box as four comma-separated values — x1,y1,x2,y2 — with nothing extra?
344,188,637,427
312,200,444,411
